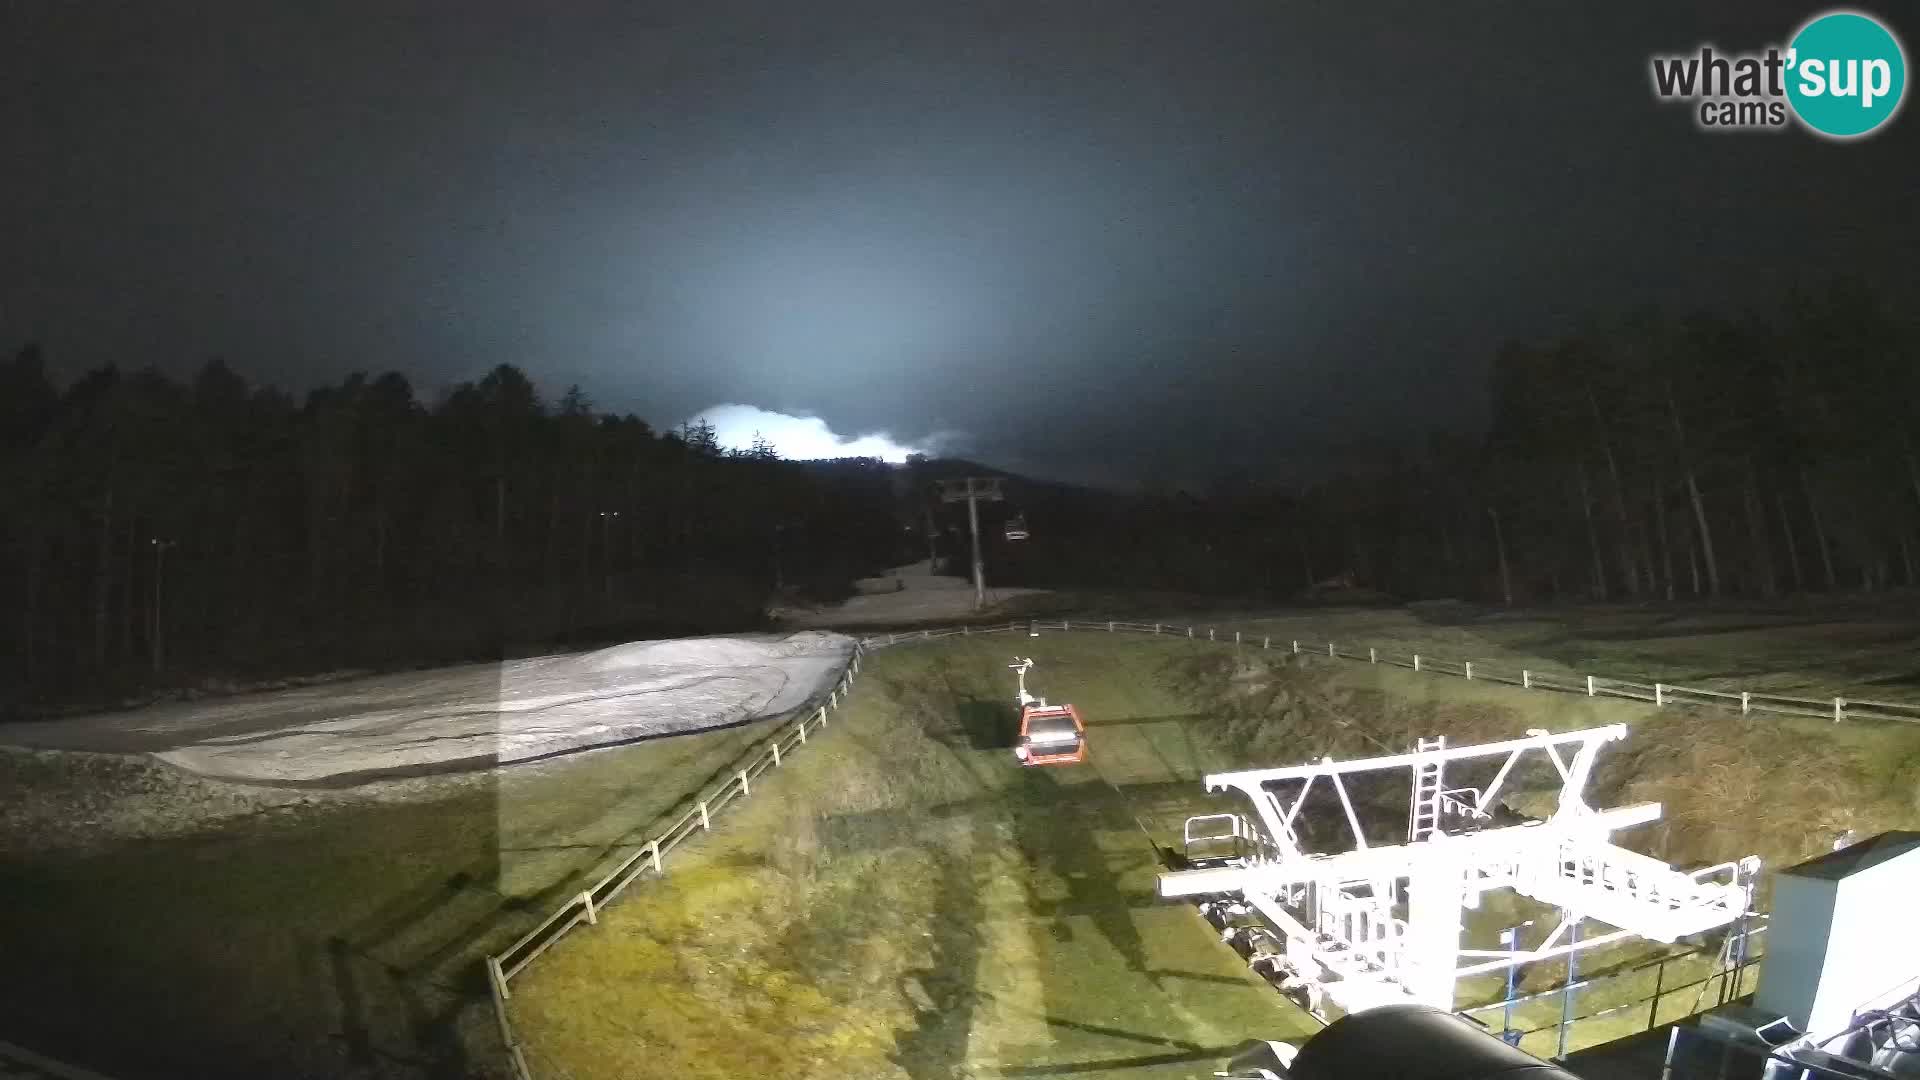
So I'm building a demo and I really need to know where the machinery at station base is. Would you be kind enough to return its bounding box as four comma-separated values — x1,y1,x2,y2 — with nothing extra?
1657,831,1920,1080
1158,724,1759,1022
1008,657,1086,766
1207,830,1920,1080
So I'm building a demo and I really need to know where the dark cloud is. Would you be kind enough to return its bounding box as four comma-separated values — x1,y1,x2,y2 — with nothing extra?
5,0,1916,488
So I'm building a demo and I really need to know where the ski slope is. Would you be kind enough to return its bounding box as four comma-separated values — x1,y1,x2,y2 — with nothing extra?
1,631,856,785
776,561,1044,626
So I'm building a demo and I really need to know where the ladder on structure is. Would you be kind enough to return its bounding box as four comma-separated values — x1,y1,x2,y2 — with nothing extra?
1408,736,1446,842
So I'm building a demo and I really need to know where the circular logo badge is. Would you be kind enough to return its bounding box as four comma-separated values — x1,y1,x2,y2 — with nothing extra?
1786,11,1907,138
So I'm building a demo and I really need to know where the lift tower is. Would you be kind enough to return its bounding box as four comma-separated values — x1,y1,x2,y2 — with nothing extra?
937,477,1003,610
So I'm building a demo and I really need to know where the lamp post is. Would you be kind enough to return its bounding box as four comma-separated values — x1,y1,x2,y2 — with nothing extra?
149,537,176,672
597,510,620,604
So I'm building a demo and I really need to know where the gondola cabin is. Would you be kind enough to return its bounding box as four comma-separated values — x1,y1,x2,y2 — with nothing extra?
1003,514,1030,541
1015,703,1086,766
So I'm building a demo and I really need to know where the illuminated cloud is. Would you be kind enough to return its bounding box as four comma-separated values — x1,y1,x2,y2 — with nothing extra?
685,403,938,462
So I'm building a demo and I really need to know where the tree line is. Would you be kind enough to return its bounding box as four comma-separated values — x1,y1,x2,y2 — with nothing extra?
1463,284,1915,603
4,283,1909,711
0,355,904,713
983,284,1919,607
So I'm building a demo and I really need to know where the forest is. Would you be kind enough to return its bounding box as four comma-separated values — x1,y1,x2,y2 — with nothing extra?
0,358,906,713
978,284,1920,606
4,283,1914,713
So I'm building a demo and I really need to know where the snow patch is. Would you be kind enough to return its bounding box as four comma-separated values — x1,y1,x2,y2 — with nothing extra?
779,561,1046,627
2,632,856,786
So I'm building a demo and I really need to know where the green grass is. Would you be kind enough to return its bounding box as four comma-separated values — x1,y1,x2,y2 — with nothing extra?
1157,615,1919,873
1189,603,1920,697
507,619,1920,1077
508,635,1321,1080
9,600,1917,1078
0,712,797,1080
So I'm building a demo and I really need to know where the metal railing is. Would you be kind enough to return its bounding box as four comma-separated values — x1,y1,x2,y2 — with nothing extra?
1457,923,1768,1059
860,619,1920,726
483,642,868,1080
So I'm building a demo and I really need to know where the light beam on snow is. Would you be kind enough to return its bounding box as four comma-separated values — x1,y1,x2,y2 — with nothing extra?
686,403,927,462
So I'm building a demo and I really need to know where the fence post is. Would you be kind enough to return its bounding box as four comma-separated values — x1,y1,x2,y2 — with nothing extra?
1188,626,1194,638
888,632,896,645
488,955,512,1002
1263,636,1271,649
1523,670,1532,689
1586,675,1596,697
831,690,839,709
1154,622,1162,634
738,769,750,797
650,839,663,874
798,718,807,743
1108,621,1114,632
963,625,970,636
1369,647,1377,664
1834,697,1845,723
1413,654,1421,672
1655,683,1665,707
1209,628,1216,642
1064,620,1071,631
1465,661,1474,680
699,799,711,829
772,741,781,766
817,705,827,729
1328,642,1336,658
582,889,597,925
1235,630,1241,644
1292,639,1300,654
1741,691,1750,716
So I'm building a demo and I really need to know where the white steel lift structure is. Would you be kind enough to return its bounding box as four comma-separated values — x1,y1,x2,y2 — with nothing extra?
1159,724,1757,1018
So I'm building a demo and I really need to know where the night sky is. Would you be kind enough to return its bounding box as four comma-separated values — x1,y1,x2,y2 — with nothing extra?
6,2,1915,488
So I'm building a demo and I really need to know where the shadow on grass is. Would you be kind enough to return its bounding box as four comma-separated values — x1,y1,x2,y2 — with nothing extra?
1080,712,1209,730
1013,766,1151,976
0,792,509,1080
951,698,1015,751
888,847,986,1080
0,701,803,1080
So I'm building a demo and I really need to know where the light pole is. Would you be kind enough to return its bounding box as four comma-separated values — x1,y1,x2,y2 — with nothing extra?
922,499,938,571
771,522,794,593
149,537,175,673
597,510,620,605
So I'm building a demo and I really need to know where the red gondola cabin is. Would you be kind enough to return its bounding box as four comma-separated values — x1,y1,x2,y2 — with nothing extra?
1015,703,1086,766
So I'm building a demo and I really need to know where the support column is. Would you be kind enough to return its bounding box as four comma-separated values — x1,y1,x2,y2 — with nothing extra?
1405,840,1466,1009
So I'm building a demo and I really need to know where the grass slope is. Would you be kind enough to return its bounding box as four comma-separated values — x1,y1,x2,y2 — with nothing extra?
9,601,1915,1077
511,621,1919,1073
0,713,796,1080
1168,641,1918,1057
507,635,1319,1080
1179,603,1920,697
